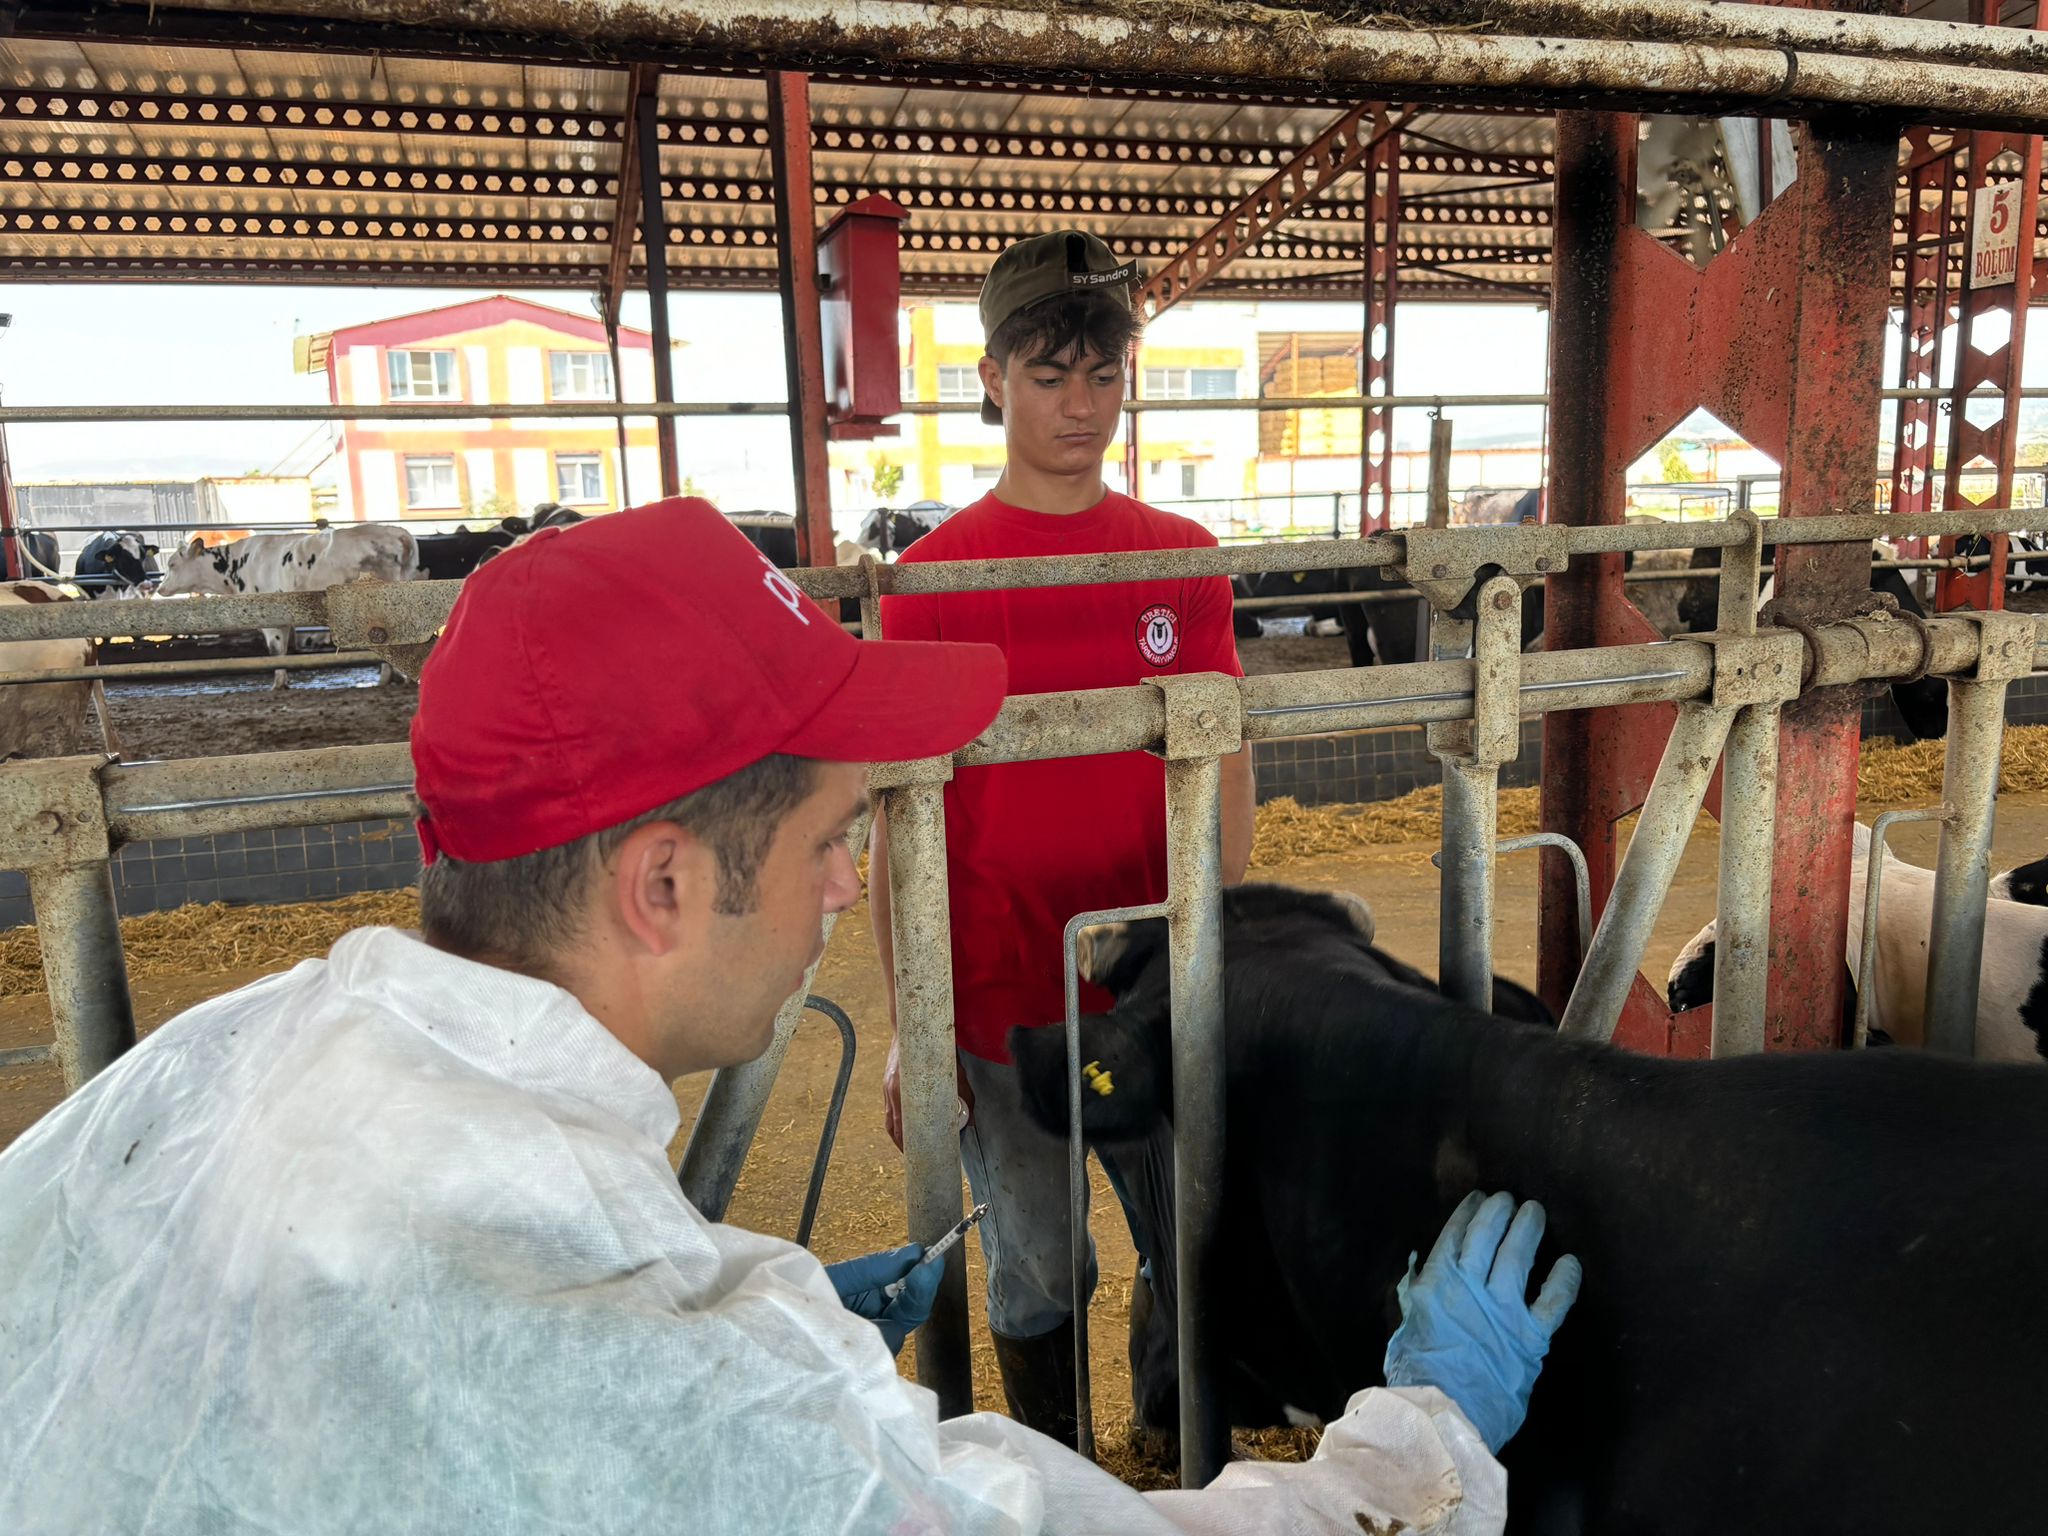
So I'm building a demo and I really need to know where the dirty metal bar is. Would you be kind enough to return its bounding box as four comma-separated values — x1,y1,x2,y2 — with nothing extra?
1412,0,2048,71
30,860,136,1089
1711,704,1780,1057
1437,759,1499,1012
1924,670,2016,1058
0,651,385,687
1499,835,1591,962
680,816,871,1219
1163,749,1229,1489
1558,702,1737,1042
154,1,2048,130
794,995,859,1251
102,744,413,844
767,70,836,566
873,764,973,1417
1857,809,1950,1052
1061,899,1173,1464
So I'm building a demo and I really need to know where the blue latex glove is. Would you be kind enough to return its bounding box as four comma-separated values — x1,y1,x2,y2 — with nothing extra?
1383,1190,1583,1454
824,1244,943,1356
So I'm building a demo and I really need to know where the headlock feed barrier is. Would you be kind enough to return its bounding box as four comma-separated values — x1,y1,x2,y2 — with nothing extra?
1,508,2045,1486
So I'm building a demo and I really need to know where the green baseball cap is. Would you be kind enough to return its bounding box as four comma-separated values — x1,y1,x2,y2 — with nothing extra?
976,230,1140,425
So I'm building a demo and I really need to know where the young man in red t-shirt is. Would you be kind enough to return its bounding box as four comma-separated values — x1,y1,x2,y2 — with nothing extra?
871,231,1254,1445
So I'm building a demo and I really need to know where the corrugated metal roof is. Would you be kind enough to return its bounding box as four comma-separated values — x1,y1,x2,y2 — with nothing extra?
0,18,2026,302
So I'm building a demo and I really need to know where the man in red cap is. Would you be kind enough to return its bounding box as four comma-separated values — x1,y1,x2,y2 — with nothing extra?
872,231,1256,1442
0,499,1562,1534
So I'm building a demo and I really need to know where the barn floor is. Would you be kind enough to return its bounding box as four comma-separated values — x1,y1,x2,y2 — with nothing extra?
2,794,2041,1484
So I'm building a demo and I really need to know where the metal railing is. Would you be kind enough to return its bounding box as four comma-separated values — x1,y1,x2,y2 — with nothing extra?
2,506,2046,1490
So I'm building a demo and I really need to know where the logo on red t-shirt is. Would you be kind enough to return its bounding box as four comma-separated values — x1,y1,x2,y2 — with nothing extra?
1135,603,1181,667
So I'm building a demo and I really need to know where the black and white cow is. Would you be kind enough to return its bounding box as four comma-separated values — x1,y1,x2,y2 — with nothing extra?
72,531,160,597
155,524,419,688
857,502,952,560
1012,882,2048,1536
1669,823,2048,1062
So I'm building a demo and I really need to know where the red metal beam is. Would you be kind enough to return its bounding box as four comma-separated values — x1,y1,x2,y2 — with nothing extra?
602,63,661,333
1136,105,1401,319
635,85,681,499
768,72,835,567
1538,105,1894,1056
1889,126,1960,528
1934,0,2046,612
1362,126,1402,534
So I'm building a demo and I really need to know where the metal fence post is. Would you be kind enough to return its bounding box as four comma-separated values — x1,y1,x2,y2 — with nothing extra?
1558,701,1736,1041
0,757,136,1090
1923,609,2034,1056
1706,511,1786,1056
31,860,134,1089
1429,572,1523,1011
872,757,973,1417
1146,672,1243,1490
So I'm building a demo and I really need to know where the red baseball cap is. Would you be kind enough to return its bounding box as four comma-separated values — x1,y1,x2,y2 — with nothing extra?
411,497,1006,863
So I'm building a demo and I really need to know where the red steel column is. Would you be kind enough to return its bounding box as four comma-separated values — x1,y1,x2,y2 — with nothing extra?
768,71,835,565
1539,109,1895,1054
1764,122,1899,1051
1360,127,1401,532
635,87,682,501
1889,129,1959,535
1934,0,2044,612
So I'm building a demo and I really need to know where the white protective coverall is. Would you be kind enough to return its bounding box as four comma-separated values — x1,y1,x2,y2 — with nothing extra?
0,927,1506,1535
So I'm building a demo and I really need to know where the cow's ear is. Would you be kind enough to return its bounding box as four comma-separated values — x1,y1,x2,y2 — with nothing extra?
1078,915,1169,998
142,544,159,558
185,537,204,556
1007,1014,1168,1144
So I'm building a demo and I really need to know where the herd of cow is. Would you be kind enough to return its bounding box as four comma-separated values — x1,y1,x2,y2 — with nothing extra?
1018,870,2048,1533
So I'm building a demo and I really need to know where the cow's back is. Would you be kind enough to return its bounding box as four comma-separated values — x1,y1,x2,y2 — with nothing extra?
0,585,94,758
296,525,417,588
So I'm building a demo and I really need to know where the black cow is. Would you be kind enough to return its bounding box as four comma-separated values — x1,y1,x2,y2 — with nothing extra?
72,531,158,595
1012,882,2048,1536
414,519,526,583
8,530,61,582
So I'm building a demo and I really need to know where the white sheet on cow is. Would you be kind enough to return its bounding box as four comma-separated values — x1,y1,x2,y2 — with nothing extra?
0,926,1505,1536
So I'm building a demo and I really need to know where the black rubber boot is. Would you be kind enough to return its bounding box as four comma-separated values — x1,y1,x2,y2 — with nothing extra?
989,1318,1082,1450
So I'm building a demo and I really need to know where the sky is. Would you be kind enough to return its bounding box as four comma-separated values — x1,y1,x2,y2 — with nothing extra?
2,283,2042,496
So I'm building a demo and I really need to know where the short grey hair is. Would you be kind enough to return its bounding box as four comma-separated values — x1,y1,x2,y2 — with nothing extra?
418,754,819,971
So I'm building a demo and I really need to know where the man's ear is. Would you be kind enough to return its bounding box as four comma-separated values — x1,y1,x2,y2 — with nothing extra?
605,820,717,956
977,354,1004,414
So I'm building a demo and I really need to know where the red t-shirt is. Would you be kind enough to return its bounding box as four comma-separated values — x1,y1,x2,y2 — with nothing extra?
880,490,1243,1061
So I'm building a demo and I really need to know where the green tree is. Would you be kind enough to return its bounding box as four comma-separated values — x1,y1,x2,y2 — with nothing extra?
1656,441,1696,483
871,459,905,502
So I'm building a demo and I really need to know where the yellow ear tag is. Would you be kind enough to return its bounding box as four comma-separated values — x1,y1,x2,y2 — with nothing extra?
1082,1060,1115,1097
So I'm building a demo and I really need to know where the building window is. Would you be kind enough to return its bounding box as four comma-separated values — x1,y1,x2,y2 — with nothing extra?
900,365,917,401
970,463,1001,483
555,453,606,505
387,349,459,401
403,455,460,509
937,365,982,403
550,351,614,401
1141,367,1238,400
1180,463,1199,498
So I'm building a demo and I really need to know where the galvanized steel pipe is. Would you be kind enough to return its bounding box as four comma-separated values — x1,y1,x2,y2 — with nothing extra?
1923,676,2010,1058
1559,703,1737,1042
1711,704,1780,1057
31,860,136,1090
1437,758,1500,1013
878,777,973,1417
1162,752,1229,1489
